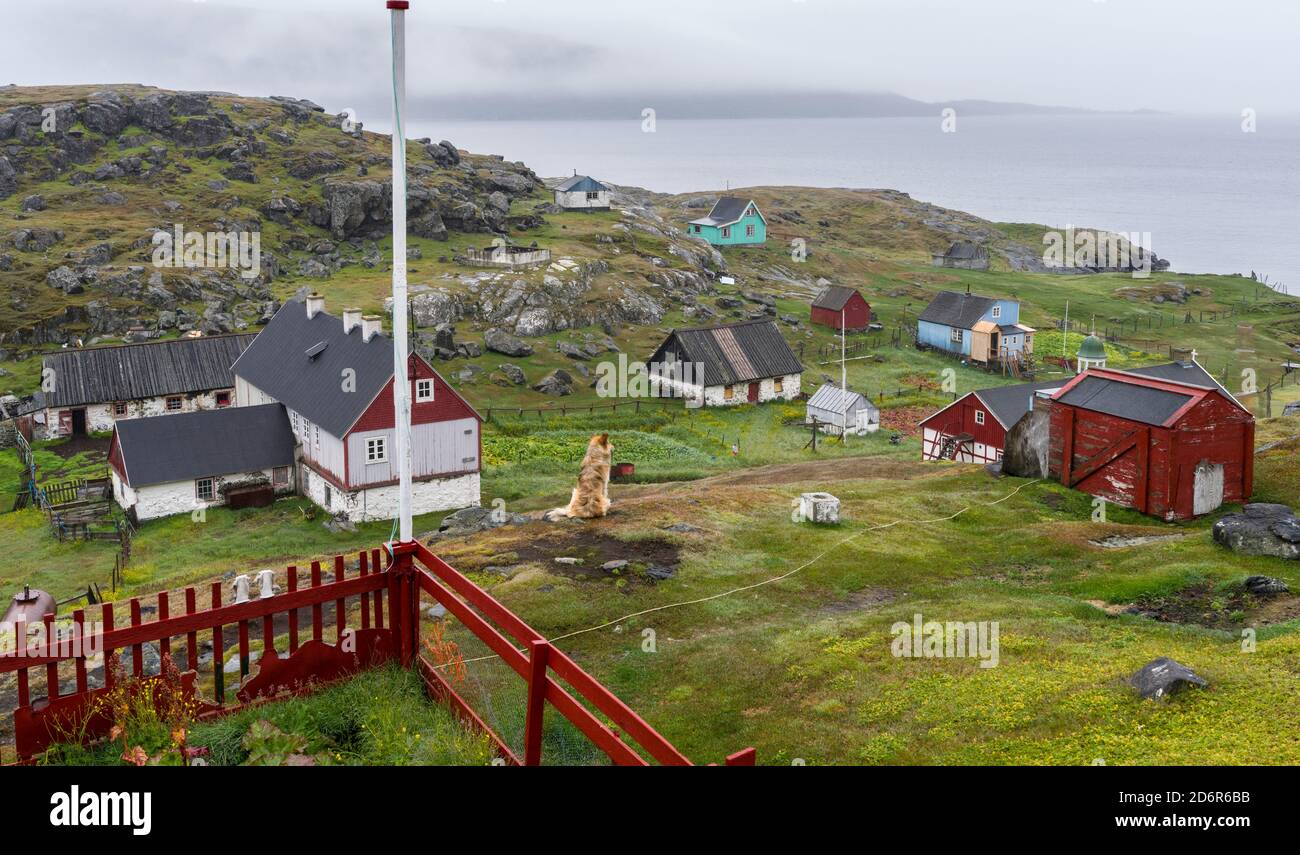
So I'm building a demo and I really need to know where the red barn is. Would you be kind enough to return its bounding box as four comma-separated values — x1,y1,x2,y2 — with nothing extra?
811,286,871,331
921,381,1062,463
1047,368,1254,520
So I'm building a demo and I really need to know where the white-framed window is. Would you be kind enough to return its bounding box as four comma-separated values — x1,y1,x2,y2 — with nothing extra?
974,410,985,425
746,224,756,237
367,437,387,463
991,306,1002,319
165,396,183,412
313,424,319,451
693,225,701,234
113,401,127,417
586,191,600,201
416,379,434,402
721,226,731,239
950,328,963,343
196,478,214,502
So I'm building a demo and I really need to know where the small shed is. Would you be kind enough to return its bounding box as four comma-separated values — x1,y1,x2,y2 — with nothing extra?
1048,368,1255,520
931,241,989,270
554,174,612,211
806,384,879,435
811,286,871,331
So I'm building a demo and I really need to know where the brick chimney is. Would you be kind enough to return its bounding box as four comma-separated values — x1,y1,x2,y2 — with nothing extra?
362,315,383,342
305,292,325,320
342,308,363,335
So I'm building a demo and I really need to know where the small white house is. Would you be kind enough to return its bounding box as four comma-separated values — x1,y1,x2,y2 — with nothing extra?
647,319,804,408
109,404,297,522
806,384,879,435
554,174,612,211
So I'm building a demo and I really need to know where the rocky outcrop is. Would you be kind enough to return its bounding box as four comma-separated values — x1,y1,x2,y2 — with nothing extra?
484,328,533,357
1212,503,1300,560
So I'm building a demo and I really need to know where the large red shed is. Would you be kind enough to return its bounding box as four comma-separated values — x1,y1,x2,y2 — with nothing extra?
1047,368,1254,520
811,286,871,331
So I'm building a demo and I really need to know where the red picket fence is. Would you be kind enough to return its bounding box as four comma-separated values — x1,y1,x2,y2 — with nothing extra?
1,544,754,767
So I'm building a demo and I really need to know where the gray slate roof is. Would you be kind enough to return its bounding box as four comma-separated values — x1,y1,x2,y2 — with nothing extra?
556,175,609,193
917,291,997,329
811,285,864,312
1056,375,1194,426
655,319,803,387
1127,361,1219,389
41,335,255,407
689,197,760,227
231,301,395,438
115,403,294,487
974,380,1067,429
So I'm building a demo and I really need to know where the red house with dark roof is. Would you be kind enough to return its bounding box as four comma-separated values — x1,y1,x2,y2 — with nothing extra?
810,286,871,332
1047,368,1254,520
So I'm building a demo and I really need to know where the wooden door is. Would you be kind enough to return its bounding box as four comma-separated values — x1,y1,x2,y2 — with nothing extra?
1193,461,1224,516
747,382,760,403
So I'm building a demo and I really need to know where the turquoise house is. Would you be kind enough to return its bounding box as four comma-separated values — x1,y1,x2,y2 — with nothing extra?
686,197,767,247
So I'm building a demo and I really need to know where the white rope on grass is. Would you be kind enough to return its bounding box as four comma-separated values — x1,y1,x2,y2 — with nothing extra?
434,479,1043,668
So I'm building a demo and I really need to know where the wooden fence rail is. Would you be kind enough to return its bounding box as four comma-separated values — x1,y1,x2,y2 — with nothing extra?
2,543,750,767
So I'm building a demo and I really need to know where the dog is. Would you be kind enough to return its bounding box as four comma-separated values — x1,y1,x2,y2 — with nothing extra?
546,433,613,520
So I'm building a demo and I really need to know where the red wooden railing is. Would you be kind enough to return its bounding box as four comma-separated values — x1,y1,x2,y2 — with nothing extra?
1,543,755,767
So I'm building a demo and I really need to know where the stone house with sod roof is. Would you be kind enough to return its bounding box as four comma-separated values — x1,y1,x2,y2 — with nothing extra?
15,334,255,440
109,403,297,522
647,319,803,407
810,286,872,332
686,197,767,247
916,290,1035,364
230,295,482,522
554,174,612,211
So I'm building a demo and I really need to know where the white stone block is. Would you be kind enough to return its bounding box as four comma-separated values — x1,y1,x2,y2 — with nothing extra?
799,492,840,524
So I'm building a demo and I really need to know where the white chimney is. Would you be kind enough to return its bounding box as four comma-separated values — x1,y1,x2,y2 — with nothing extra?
342,308,363,335
362,315,383,342
305,292,325,320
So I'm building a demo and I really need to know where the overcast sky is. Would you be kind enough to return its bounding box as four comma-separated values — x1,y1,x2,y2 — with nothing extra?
6,0,1297,117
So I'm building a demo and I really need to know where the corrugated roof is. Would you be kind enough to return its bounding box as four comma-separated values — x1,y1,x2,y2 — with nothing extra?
807,384,874,415
811,285,863,311
655,319,803,387
1056,375,1194,426
115,403,295,487
917,291,998,329
556,175,609,193
41,335,255,407
231,301,397,438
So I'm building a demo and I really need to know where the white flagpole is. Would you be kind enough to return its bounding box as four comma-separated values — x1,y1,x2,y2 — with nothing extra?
841,309,847,441
389,0,412,543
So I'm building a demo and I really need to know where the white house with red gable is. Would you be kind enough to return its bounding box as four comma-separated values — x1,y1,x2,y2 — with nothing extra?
230,294,482,522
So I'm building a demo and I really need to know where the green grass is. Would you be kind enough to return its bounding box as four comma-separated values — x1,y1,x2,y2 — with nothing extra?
42,665,495,766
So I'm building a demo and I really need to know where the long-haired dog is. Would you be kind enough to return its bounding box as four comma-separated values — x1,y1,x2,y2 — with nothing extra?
546,433,613,520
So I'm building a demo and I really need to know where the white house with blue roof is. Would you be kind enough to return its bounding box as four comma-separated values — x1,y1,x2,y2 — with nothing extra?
554,174,611,211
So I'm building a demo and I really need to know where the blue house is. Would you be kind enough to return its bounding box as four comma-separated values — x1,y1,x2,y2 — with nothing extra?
916,290,1035,365
686,197,766,247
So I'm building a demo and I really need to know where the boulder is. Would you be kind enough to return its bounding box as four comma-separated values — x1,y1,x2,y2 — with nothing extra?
533,369,574,397
1212,503,1300,560
20,194,44,212
435,505,528,537
484,327,533,357
497,363,527,386
1129,657,1208,700
1243,575,1289,596
46,265,84,294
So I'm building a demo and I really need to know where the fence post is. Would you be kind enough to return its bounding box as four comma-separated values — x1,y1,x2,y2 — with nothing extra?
523,639,551,766
390,542,419,668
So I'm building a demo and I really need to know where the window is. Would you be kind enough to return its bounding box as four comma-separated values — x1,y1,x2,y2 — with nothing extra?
416,379,433,402
313,424,319,452
113,402,127,417
272,466,289,487
991,306,1002,319
974,410,985,425
746,224,756,238
773,378,783,393
165,396,183,412
586,191,600,201
366,437,387,464
196,478,214,502
724,386,735,400
215,391,231,408
950,328,963,343
721,226,731,239
693,225,701,234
